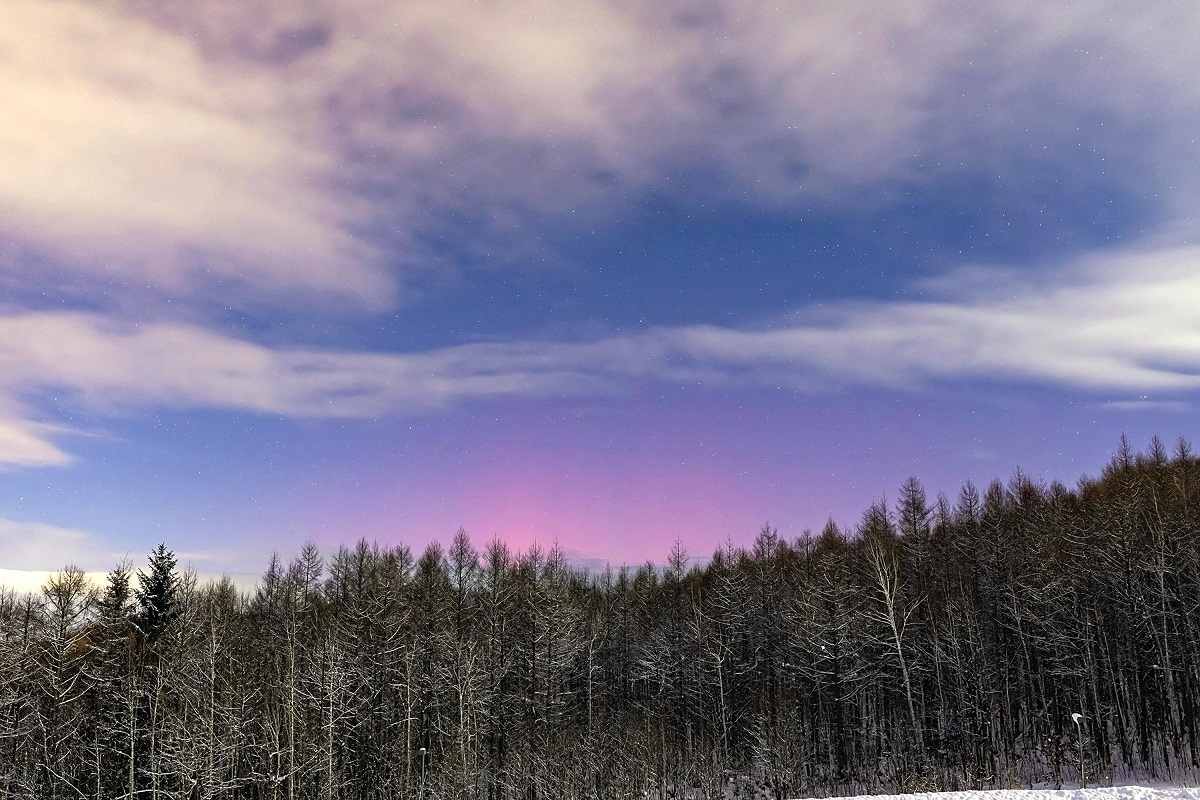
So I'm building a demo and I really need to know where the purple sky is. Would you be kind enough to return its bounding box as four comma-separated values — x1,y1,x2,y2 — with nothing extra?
0,1,1197,589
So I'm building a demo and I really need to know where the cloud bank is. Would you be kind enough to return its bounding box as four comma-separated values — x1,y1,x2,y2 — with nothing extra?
4,0,1199,308
0,517,265,592
1,1,384,305
0,245,1195,467
0,517,111,571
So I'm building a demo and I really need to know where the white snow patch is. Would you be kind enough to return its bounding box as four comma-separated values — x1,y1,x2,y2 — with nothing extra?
798,787,1200,800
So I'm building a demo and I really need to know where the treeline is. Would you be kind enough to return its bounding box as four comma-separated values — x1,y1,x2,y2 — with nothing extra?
2,436,1199,799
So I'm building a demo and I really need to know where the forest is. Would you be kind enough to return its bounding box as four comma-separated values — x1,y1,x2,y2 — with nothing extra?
1,435,1199,800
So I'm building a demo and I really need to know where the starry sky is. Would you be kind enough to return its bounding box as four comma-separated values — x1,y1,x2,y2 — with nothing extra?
2,1,1198,588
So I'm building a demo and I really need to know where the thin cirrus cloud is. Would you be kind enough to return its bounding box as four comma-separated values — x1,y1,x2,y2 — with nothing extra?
4,0,1200,309
1100,399,1193,413
0,414,74,469
0,246,1196,468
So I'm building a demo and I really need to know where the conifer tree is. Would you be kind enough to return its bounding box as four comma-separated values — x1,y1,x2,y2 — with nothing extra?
136,544,179,644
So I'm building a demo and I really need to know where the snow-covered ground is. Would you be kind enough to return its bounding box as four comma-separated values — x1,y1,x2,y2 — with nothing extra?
804,787,1200,800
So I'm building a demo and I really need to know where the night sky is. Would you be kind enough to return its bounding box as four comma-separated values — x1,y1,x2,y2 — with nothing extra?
2,1,1197,588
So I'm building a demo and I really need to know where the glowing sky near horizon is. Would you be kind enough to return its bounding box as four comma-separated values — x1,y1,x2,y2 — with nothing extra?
1,1,1198,585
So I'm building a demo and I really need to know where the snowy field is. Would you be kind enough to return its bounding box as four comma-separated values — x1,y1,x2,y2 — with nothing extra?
802,788,1200,800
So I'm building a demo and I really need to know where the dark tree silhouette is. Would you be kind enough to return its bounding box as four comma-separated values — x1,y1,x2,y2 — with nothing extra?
135,543,178,644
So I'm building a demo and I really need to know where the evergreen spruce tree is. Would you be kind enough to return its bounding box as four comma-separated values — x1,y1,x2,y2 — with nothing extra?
135,544,179,644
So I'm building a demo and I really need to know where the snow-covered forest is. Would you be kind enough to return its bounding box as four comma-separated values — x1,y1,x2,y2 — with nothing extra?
2,436,1199,799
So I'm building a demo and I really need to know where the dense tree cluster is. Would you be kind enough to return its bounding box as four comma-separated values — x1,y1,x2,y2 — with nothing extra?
1,437,1199,799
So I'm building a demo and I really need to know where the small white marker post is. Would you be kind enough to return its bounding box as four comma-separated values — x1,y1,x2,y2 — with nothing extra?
1071,713,1085,788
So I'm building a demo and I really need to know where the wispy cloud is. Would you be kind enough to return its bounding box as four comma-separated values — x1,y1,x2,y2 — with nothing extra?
0,245,1196,467
664,247,1200,394
0,415,74,468
1101,399,1193,413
